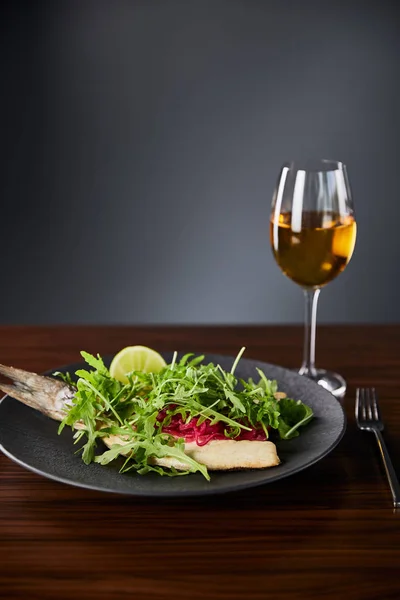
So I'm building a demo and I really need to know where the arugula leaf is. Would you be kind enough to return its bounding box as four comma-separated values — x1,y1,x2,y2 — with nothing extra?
256,369,278,396
95,435,209,480
224,388,246,413
277,398,314,439
94,441,138,465
80,351,109,374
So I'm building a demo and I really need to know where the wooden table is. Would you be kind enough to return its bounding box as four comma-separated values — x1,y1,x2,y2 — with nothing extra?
1,325,399,600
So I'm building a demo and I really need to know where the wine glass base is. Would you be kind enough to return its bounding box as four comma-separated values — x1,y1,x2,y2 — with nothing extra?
298,369,346,398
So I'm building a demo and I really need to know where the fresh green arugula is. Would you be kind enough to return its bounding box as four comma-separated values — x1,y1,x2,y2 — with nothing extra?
56,348,313,480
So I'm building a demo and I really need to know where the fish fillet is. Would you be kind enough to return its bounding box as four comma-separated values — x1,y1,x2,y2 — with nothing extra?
104,434,280,470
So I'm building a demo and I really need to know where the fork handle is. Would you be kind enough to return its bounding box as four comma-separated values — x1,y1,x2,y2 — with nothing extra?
374,430,400,508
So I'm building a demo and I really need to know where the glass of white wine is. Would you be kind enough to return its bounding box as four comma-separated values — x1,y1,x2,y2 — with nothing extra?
270,159,357,397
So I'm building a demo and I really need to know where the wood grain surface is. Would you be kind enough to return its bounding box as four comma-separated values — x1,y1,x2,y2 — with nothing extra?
0,325,399,600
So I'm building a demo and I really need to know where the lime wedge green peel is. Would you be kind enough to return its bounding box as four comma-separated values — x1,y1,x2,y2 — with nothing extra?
109,345,167,383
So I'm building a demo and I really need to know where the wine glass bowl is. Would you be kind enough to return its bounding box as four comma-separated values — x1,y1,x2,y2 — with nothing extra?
270,159,357,397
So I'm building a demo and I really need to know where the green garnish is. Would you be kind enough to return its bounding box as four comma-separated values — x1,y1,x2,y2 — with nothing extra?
57,348,313,480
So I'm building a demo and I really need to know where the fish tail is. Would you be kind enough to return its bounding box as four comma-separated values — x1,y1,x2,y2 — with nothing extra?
0,363,73,421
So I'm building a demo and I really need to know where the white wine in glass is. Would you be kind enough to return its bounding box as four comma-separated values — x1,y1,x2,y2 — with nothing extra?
270,159,357,397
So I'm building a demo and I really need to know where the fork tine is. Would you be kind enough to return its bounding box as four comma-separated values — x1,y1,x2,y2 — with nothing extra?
371,388,381,421
355,388,360,421
360,388,367,420
356,388,366,421
366,388,373,420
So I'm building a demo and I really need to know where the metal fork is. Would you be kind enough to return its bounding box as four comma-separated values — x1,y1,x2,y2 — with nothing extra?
356,388,400,508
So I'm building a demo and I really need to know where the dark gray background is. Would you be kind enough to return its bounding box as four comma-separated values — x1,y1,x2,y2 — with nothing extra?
1,0,399,325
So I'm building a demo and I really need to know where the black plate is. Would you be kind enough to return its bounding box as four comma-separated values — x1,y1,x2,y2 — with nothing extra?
0,353,345,496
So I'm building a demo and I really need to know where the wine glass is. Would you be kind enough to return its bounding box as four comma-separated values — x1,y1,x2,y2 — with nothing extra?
270,159,357,397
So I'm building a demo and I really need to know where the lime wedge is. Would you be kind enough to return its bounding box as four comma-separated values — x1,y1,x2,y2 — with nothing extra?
109,345,167,383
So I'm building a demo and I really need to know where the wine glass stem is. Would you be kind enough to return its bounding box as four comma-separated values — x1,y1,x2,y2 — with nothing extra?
299,288,321,378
